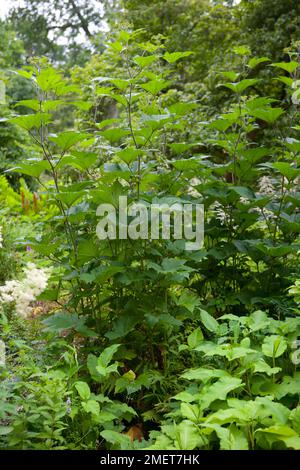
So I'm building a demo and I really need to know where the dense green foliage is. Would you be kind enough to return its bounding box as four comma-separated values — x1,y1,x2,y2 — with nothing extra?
0,0,300,451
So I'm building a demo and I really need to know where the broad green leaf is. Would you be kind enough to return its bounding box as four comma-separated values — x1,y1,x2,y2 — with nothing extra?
49,131,91,151
187,328,204,348
255,397,290,425
55,191,85,207
100,128,129,143
108,93,128,106
271,61,299,74
69,101,93,111
231,186,255,200
168,143,196,154
116,147,141,164
272,162,300,181
82,399,100,416
220,71,240,81
145,433,175,450
204,424,248,450
175,421,205,450
58,151,98,171
223,79,260,94
208,119,232,131
285,137,300,153
168,102,197,115
87,354,102,382
110,78,130,90
98,344,121,367
200,376,243,409
14,99,40,111
75,381,91,401
248,57,270,68
163,51,193,63
253,360,281,376
276,76,294,87
140,79,171,95
272,374,300,399
12,160,51,178
12,69,33,79
133,55,158,67
180,403,201,422
200,309,219,333
10,113,52,130
246,97,278,109
36,67,65,92
77,240,98,263
181,368,228,382
80,265,125,284
100,430,131,447
256,425,300,449
0,427,13,435
56,84,81,95
248,107,284,123
172,391,198,403
247,310,270,331
177,290,200,313
172,158,202,171
262,335,287,358
206,407,249,425
42,312,96,337
106,315,140,340
290,407,300,434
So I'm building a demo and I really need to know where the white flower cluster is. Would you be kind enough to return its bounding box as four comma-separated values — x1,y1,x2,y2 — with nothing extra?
212,202,229,225
0,263,50,318
258,176,275,195
0,226,3,248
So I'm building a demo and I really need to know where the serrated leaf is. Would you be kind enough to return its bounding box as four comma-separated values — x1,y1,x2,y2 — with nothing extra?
36,67,65,92
100,430,131,447
140,79,171,95
69,101,93,111
248,107,284,123
10,113,52,130
106,315,140,340
12,160,51,178
177,290,200,313
133,55,158,67
116,147,141,164
100,128,129,143
42,312,96,337
58,151,98,171
163,51,193,63
272,162,300,180
49,131,91,151
271,61,299,74
82,399,100,416
223,79,260,94
248,57,270,68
